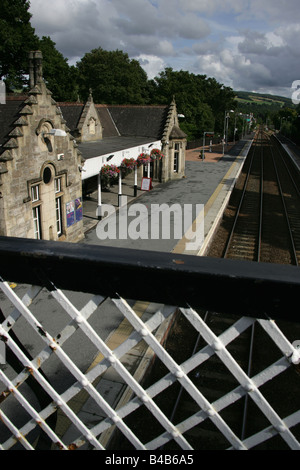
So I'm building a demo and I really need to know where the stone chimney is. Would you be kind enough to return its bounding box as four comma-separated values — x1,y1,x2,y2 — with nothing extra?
29,51,43,88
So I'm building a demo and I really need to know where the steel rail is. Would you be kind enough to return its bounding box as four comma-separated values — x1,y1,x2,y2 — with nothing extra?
222,137,256,258
268,136,298,266
240,129,264,440
272,135,300,199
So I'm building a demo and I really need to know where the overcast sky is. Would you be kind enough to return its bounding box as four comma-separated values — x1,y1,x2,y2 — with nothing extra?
29,0,300,98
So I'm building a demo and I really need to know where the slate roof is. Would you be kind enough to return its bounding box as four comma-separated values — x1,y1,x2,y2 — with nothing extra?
57,103,84,134
77,135,155,160
103,105,168,139
0,97,26,150
64,103,169,160
57,103,169,140
0,95,170,161
95,106,120,138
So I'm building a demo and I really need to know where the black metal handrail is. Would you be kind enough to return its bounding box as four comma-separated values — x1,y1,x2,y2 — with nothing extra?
0,236,299,322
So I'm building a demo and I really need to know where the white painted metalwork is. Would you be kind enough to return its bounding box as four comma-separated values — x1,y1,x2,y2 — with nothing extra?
0,279,299,450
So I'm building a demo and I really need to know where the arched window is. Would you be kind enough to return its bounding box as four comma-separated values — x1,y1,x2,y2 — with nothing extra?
42,166,53,184
36,119,55,153
43,136,53,152
89,117,96,135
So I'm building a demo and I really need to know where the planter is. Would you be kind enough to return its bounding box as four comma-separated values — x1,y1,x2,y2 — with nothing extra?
100,164,120,188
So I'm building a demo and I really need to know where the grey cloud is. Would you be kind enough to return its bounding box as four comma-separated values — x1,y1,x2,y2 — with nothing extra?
235,27,300,90
30,0,211,61
243,0,300,24
29,0,300,96
177,15,211,40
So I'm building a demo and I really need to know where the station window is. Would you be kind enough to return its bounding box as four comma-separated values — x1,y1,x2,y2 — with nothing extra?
55,177,63,236
55,196,62,236
32,206,42,239
31,185,39,202
55,177,62,194
174,143,180,172
31,184,41,239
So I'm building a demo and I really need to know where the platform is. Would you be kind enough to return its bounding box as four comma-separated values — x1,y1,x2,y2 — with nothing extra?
82,137,253,256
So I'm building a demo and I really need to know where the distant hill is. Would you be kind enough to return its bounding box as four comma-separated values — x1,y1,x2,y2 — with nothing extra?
234,91,294,108
234,90,295,118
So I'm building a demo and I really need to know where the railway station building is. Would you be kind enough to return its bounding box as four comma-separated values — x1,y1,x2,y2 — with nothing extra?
0,51,85,243
0,51,187,242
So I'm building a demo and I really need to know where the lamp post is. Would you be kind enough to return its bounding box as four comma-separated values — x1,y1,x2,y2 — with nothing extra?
226,110,234,149
147,143,153,178
223,110,234,155
47,129,67,137
42,128,67,140
98,155,114,219
134,163,138,197
202,131,214,160
118,168,122,207
233,113,242,144
97,172,102,220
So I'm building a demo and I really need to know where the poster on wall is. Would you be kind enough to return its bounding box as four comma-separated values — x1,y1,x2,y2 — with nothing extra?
75,197,83,222
66,198,83,227
66,201,75,227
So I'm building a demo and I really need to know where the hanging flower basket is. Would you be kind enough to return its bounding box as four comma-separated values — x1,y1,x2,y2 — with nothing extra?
150,148,164,160
120,157,136,176
136,153,150,167
100,164,120,188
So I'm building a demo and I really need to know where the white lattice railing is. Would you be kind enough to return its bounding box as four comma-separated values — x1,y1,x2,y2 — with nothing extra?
0,237,300,451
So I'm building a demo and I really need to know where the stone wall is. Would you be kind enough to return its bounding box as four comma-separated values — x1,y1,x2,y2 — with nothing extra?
0,53,84,242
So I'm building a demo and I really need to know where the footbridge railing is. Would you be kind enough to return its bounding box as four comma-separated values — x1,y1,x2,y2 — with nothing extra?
0,236,299,451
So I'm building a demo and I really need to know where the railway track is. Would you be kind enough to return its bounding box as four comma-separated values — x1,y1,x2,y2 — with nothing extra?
194,130,300,448
190,130,300,448
211,130,300,264
110,130,300,450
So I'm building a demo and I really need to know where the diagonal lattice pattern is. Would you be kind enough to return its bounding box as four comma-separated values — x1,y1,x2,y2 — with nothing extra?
0,278,300,450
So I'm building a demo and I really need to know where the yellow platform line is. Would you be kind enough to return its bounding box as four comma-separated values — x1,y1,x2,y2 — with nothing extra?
172,158,241,255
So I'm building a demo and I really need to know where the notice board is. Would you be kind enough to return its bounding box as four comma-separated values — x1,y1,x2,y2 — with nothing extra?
141,177,152,191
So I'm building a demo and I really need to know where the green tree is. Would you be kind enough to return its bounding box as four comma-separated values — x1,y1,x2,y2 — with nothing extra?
76,47,149,104
149,68,236,140
38,36,79,101
0,0,39,90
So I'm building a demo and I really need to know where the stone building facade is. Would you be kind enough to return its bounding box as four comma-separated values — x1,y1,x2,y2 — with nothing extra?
0,51,84,242
92,99,187,184
160,98,187,183
0,51,187,242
